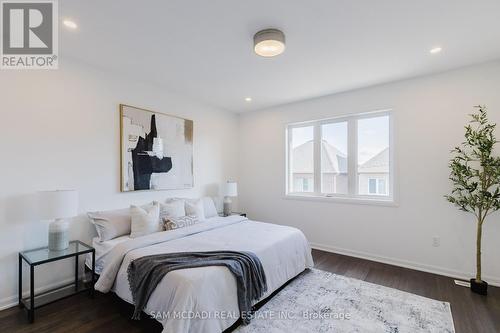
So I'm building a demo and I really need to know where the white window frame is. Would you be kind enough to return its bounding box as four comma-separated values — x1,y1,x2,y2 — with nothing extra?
285,110,395,205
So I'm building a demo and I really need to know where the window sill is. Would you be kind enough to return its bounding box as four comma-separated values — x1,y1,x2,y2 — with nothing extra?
284,194,398,207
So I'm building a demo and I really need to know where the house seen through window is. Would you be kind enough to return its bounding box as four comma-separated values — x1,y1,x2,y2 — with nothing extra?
287,112,392,201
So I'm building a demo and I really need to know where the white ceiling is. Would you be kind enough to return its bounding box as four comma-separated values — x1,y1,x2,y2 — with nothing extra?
60,0,500,112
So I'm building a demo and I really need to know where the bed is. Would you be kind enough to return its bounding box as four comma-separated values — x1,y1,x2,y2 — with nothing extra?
90,215,314,333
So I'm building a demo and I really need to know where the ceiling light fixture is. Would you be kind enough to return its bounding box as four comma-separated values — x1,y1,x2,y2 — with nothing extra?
429,47,442,54
63,19,78,29
245,97,252,102
254,29,285,57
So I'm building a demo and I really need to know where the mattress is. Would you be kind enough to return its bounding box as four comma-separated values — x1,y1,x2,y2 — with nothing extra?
94,216,314,333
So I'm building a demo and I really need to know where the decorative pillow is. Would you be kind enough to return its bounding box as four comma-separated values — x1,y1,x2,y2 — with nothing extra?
154,200,185,221
201,197,218,218
185,199,205,221
164,215,199,231
130,203,161,238
87,208,132,242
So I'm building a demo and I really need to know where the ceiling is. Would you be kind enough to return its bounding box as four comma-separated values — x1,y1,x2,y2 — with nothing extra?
60,0,500,112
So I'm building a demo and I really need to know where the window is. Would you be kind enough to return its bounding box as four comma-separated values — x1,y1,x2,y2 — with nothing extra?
367,178,387,195
321,122,348,194
358,115,390,196
286,111,393,202
294,177,313,192
302,179,309,191
378,179,386,194
368,178,377,194
289,126,314,193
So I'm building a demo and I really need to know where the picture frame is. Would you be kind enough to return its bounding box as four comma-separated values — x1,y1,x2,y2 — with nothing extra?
119,104,194,192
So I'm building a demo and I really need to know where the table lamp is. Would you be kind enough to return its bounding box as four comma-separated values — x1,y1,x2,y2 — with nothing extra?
38,190,78,251
223,181,238,216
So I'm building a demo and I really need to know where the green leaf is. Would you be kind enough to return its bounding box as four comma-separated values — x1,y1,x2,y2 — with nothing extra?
445,105,500,218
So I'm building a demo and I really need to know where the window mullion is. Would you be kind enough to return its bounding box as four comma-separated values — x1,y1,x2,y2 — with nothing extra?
287,126,292,194
389,114,394,199
313,123,322,195
347,118,357,196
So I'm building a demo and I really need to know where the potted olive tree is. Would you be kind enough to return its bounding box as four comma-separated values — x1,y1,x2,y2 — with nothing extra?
445,106,500,295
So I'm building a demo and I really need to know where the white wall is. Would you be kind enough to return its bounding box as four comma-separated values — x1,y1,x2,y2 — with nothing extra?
0,59,239,309
2,58,499,312
238,61,500,285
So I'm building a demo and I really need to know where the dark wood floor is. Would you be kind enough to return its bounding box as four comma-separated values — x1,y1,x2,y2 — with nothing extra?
1,249,499,332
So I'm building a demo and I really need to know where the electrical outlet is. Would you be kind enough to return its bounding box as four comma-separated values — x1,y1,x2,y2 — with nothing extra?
432,236,440,247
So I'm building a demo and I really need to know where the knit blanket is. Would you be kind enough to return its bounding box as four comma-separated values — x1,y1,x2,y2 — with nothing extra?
127,251,267,324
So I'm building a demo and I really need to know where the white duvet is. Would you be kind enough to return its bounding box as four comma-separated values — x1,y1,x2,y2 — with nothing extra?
86,235,131,274
95,215,314,333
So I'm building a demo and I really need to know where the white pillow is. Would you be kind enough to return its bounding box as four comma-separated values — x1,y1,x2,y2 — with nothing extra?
130,203,160,238
201,197,218,218
185,199,205,221
87,208,131,242
154,200,185,220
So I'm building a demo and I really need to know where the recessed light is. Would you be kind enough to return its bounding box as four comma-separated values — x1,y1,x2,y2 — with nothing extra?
430,47,442,54
63,20,78,29
245,97,252,102
254,29,285,57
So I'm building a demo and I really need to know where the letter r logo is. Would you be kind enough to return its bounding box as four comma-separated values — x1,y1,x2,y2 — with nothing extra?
2,2,53,54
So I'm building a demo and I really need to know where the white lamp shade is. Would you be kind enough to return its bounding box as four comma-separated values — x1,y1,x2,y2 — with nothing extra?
38,190,78,220
224,182,238,197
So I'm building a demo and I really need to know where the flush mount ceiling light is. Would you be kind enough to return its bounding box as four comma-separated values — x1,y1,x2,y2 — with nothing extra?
254,29,285,57
429,46,442,54
245,97,252,102
63,19,78,29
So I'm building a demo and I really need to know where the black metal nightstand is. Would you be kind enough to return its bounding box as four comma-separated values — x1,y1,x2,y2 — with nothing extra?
18,240,95,323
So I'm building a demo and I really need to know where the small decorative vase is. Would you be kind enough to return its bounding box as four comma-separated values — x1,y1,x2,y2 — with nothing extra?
48,219,69,251
470,278,488,295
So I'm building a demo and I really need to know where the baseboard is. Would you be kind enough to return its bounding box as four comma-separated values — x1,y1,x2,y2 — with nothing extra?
310,242,500,287
0,274,87,311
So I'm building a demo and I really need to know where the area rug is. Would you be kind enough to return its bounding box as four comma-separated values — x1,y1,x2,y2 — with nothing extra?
235,269,455,333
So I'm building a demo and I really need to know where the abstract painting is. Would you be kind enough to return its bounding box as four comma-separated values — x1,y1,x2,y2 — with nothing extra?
120,104,193,191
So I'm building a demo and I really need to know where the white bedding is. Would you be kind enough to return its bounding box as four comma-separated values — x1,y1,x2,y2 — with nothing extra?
94,215,314,333
85,235,131,274
86,216,226,274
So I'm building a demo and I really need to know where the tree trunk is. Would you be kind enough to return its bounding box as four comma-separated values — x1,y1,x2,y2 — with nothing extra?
476,219,483,282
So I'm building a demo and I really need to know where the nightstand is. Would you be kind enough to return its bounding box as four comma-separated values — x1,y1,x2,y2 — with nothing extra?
18,240,95,323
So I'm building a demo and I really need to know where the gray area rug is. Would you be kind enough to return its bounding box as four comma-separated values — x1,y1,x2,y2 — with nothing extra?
236,269,455,333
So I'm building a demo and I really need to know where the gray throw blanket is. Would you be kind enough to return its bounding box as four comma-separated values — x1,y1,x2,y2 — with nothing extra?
127,251,267,324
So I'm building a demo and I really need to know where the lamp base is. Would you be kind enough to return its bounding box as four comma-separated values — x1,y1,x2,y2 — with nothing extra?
223,196,232,217
48,219,69,251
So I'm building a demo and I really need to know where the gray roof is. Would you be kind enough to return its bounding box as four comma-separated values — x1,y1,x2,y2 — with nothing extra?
292,140,347,174
359,147,389,173
292,142,388,174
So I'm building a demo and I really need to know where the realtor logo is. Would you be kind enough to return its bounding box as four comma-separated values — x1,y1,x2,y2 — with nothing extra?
1,0,58,69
